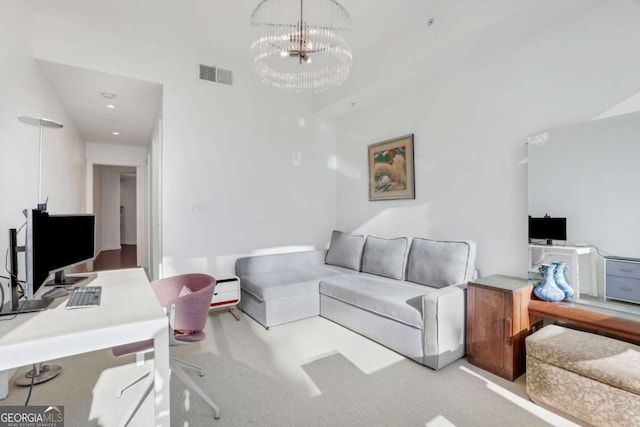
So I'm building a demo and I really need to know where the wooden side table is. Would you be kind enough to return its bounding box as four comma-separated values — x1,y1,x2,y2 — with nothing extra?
466,275,541,381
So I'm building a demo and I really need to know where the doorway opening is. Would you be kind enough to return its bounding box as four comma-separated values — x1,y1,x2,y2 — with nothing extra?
91,165,141,271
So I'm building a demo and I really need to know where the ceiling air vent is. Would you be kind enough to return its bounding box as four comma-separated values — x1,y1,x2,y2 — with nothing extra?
199,64,233,86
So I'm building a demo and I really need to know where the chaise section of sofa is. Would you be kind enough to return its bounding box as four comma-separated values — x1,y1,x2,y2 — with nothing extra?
235,230,476,370
236,249,358,329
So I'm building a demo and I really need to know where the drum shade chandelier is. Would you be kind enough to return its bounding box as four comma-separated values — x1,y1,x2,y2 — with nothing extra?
250,0,352,93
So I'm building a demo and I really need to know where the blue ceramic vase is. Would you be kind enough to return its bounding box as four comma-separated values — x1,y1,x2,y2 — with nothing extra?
534,264,566,302
552,261,574,298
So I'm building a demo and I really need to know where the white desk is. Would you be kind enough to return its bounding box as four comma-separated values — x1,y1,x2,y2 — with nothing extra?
528,244,598,297
0,268,170,426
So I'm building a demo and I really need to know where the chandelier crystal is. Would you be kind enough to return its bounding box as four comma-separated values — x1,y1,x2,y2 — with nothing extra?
250,0,352,93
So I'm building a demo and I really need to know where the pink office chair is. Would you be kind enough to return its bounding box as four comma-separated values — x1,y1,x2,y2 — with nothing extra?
113,273,219,424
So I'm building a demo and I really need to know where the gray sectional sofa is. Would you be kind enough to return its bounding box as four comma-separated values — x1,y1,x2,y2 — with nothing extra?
235,231,477,370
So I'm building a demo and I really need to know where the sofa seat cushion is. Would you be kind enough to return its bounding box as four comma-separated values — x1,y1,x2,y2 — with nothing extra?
242,265,357,302
526,325,640,395
319,274,429,328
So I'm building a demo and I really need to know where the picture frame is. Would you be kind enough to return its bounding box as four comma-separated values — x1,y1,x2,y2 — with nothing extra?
368,134,415,201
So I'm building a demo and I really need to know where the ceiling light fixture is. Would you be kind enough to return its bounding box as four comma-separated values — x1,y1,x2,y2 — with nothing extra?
250,0,352,93
112,131,120,136
106,104,116,109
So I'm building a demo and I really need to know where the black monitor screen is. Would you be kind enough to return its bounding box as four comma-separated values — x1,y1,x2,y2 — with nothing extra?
26,210,95,298
528,216,567,242
47,214,96,274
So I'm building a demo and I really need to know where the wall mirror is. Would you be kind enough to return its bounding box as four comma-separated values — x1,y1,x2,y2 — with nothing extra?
528,110,640,314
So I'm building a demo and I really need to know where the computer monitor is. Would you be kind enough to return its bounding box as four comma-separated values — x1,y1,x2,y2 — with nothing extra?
43,212,95,287
24,209,51,299
25,210,96,297
528,216,567,245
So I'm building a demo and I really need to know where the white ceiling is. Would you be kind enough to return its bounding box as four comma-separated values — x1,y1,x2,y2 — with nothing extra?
38,60,162,147
30,0,443,61
30,0,606,146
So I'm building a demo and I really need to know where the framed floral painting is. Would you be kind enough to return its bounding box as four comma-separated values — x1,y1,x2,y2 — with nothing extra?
368,134,415,201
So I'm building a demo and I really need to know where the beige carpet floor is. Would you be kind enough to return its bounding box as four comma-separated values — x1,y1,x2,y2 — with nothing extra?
1,311,577,426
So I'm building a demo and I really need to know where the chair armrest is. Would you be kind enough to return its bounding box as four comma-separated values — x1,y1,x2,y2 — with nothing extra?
235,249,327,276
421,285,466,370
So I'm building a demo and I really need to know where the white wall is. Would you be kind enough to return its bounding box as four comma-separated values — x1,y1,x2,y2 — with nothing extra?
98,165,121,251
16,2,640,281
92,164,102,253
149,116,162,280
335,1,640,278
529,112,640,259
120,175,137,245
0,2,85,286
33,13,337,277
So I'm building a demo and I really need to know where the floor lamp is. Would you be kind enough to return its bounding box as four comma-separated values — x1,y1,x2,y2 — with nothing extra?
17,116,64,211
14,116,64,387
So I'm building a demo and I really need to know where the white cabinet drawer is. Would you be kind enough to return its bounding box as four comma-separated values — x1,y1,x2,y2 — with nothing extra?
211,290,239,304
214,280,239,293
605,258,640,304
606,276,640,303
606,260,640,280
210,276,240,308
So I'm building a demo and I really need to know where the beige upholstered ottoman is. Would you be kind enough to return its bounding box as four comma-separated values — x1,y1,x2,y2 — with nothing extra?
526,324,640,427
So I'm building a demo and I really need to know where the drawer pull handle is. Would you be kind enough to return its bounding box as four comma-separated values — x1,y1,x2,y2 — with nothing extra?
619,287,634,292
619,269,634,273
504,317,512,347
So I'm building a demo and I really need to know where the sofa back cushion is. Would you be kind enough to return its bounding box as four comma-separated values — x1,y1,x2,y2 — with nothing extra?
406,238,476,288
361,235,409,280
325,230,365,271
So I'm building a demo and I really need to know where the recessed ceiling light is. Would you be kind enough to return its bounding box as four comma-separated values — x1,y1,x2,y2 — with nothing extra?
106,104,116,109
101,92,116,100
112,131,120,136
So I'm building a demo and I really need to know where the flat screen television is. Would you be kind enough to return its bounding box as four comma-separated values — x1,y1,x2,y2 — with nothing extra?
25,209,96,298
528,216,567,245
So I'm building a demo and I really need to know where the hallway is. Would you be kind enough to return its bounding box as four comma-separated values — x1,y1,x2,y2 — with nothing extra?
93,244,137,271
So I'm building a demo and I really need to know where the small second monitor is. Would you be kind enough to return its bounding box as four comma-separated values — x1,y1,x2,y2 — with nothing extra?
528,216,567,245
